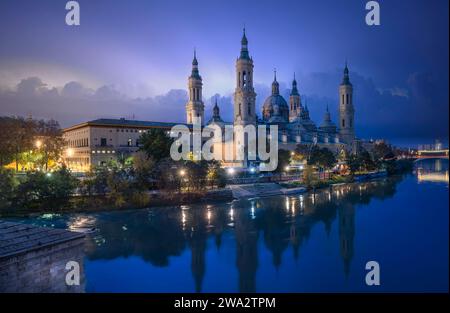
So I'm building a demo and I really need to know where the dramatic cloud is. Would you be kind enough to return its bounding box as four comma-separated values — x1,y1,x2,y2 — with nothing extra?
0,68,447,146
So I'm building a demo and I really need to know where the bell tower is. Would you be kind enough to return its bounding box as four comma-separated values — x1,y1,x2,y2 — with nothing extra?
186,50,205,125
339,62,355,143
234,28,256,126
289,73,302,121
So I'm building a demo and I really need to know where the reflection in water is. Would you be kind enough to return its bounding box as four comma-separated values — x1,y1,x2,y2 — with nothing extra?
81,176,402,292
416,159,449,183
8,159,448,292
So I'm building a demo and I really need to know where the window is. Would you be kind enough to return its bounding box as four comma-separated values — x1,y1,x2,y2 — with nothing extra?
243,72,247,87
238,103,242,116
346,94,349,105
100,138,107,146
350,119,353,127
127,138,132,147
248,103,251,115
342,94,344,104
342,119,345,128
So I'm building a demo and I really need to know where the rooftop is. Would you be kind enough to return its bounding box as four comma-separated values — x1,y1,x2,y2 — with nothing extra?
64,118,191,132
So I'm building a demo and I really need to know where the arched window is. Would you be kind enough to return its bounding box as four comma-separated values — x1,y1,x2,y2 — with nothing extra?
342,119,345,128
248,103,251,115
342,94,344,104
346,94,349,105
243,71,247,87
238,103,242,116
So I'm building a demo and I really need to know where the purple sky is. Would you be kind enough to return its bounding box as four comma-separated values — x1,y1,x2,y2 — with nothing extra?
0,0,448,146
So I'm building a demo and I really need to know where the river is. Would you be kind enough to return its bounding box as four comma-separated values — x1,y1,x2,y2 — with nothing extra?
6,159,449,292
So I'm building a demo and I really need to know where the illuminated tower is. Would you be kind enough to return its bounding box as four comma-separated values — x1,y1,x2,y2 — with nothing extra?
234,28,256,126
289,73,302,121
339,62,355,143
186,50,205,125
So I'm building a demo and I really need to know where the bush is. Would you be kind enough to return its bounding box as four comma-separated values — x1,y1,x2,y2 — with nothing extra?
14,166,78,208
0,169,17,207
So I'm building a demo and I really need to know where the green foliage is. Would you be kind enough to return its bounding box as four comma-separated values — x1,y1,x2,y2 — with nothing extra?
139,129,174,162
14,166,78,207
372,142,394,161
302,164,316,188
294,144,314,162
276,149,291,173
308,146,337,170
0,116,64,171
132,151,155,191
346,149,377,174
0,169,17,207
207,160,227,188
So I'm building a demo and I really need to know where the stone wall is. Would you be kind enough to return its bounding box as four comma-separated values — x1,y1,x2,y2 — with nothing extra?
0,237,85,293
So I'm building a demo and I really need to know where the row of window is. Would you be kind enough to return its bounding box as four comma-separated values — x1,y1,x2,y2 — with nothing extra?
342,93,352,105
92,150,115,154
68,138,89,148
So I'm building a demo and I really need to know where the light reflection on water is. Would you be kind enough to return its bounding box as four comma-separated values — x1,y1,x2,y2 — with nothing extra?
6,159,449,292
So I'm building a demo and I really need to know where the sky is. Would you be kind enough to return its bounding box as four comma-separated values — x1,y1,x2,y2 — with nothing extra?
0,0,448,146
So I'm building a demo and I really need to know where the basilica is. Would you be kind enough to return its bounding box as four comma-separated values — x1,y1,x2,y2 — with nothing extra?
63,29,361,172
185,29,358,167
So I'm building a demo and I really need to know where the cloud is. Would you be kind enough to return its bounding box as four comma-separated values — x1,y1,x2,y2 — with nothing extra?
0,71,447,144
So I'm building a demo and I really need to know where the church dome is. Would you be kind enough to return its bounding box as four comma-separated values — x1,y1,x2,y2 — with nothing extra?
262,95,289,122
262,71,289,123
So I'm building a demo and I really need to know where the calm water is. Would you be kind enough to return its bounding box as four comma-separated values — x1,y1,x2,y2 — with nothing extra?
7,159,449,292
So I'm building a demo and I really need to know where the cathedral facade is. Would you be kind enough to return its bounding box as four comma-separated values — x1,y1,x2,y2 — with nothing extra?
185,29,357,168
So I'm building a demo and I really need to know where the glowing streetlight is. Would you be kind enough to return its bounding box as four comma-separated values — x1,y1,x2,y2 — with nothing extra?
227,168,235,175
35,140,42,149
179,169,186,177
285,166,290,172
249,167,256,174
66,148,74,157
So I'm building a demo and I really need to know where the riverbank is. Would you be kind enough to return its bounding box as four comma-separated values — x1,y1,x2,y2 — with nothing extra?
0,160,415,218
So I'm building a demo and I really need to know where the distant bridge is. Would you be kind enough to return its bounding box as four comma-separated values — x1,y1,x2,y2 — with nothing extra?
416,149,449,160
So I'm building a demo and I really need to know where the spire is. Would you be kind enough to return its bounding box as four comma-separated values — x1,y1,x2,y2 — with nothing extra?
341,61,351,85
291,72,299,96
324,104,331,122
191,49,201,79
213,97,220,117
272,68,279,95
193,48,198,65
239,27,250,60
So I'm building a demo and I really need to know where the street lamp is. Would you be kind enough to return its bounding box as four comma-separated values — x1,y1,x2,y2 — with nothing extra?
227,168,235,175
35,140,42,149
66,148,74,157
179,169,186,177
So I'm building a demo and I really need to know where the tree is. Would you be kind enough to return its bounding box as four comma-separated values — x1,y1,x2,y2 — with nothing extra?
0,116,35,171
275,149,291,173
372,142,393,162
15,166,78,207
35,119,66,171
346,153,362,174
132,151,155,190
360,150,376,171
309,146,337,170
302,164,316,188
294,144,314,162
139,129,174,162
183,160,209,191
206,160,227,188
0,169,17,207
